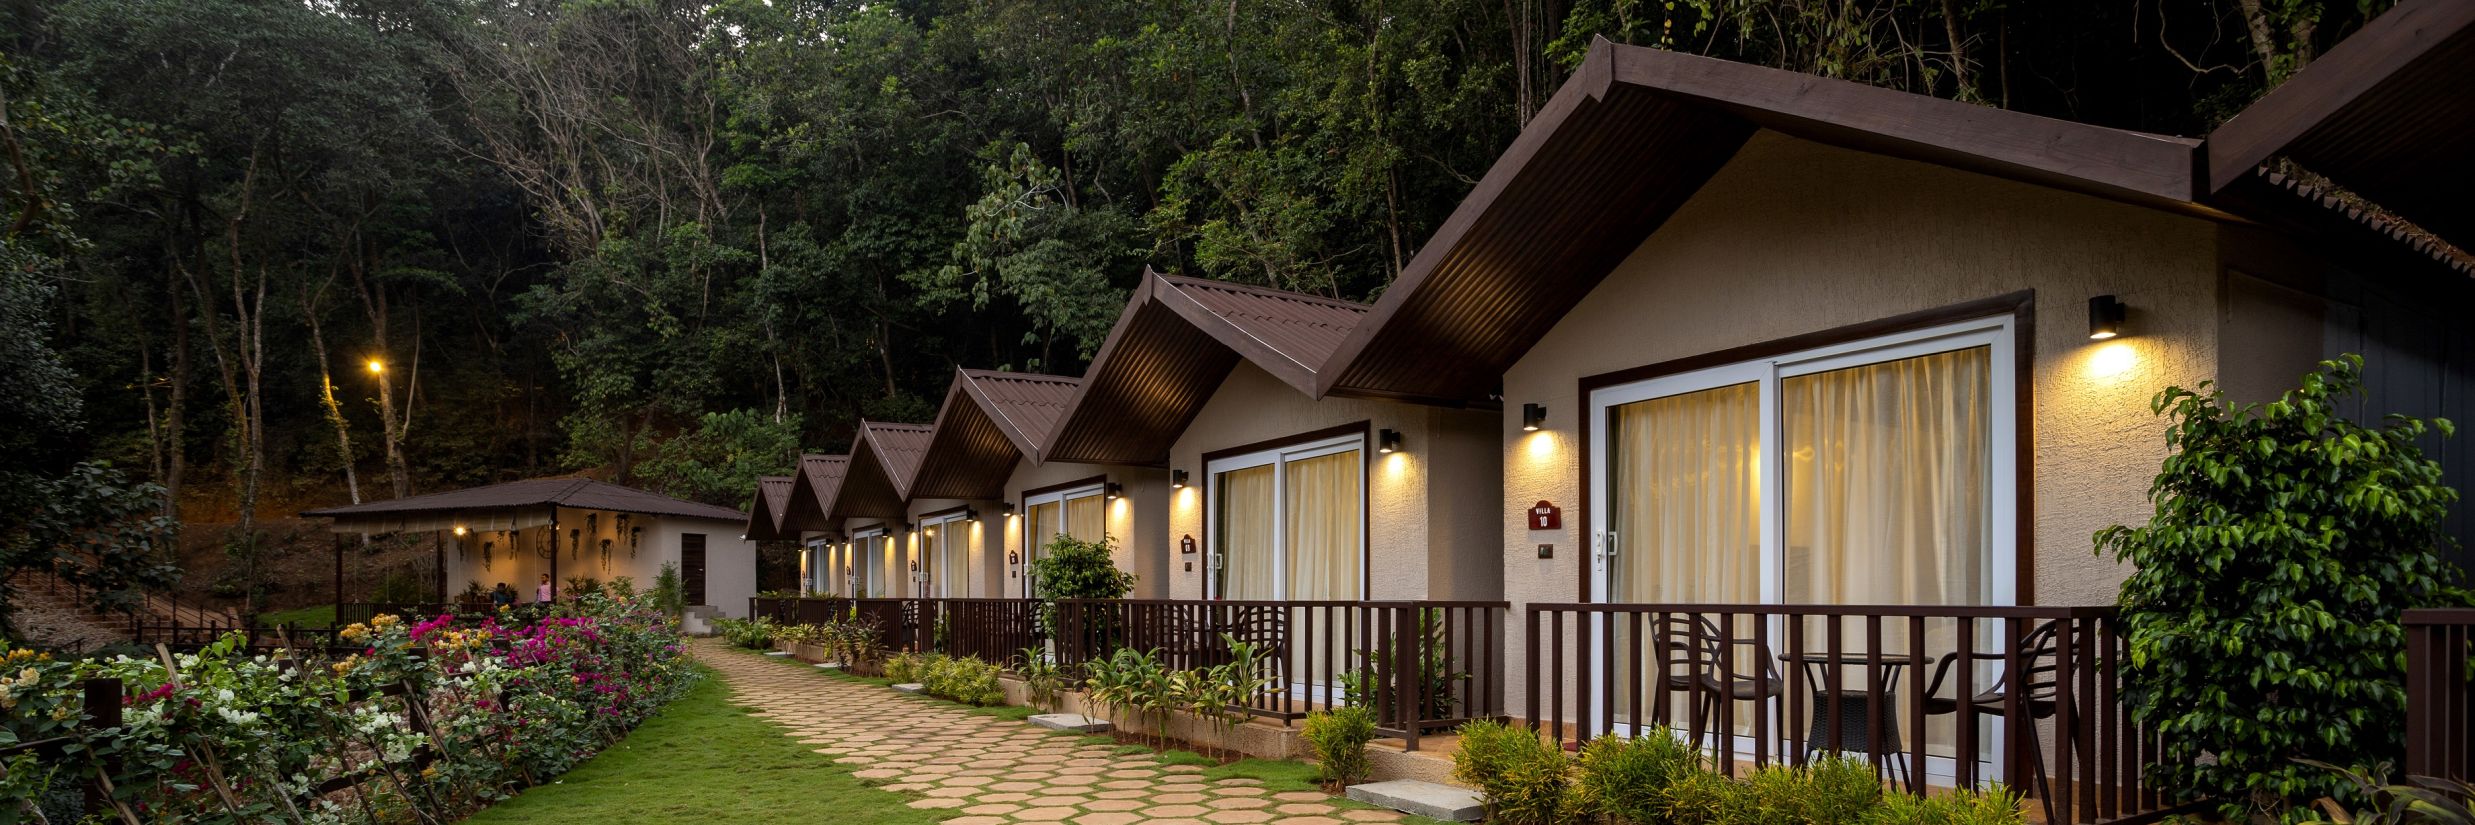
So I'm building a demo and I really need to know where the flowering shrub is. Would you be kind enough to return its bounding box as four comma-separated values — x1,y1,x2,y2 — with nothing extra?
0,590,695,822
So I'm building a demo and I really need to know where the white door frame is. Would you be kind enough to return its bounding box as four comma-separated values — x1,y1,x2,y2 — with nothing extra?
1201,432,1365,601
1583,316,2019,781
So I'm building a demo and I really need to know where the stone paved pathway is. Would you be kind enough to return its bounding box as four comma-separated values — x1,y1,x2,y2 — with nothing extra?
692,638,1410,825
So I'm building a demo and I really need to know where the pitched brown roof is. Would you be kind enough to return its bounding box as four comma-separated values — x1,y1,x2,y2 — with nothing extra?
1155,274,1368,394
833,422,934,520
302,477,745,523
2205,0,2475,253
781,454,849,534
911,370,1081,500
1315,38,2209,403
745,475,796,540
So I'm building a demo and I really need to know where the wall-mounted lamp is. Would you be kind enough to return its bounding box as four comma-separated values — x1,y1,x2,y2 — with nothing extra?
1171,469,1189,489
1378,428,1404,454
2088,295,2127,340
453,525,469,537
999,502,1015,519
964,507,980,523
1105,482,1123,501
1521,403,1547,432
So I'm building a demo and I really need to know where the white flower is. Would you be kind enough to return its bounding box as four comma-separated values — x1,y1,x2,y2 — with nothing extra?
216,706,261,726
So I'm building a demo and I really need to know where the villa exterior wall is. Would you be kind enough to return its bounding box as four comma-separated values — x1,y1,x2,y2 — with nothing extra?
1164,359,1502,602
1497,129,2234,709
1001,461,1171,599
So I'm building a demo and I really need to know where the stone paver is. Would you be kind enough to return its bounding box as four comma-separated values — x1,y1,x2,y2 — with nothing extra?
694,639,1407,823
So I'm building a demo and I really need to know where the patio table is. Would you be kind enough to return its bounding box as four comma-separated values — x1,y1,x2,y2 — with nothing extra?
1785,651,1918,780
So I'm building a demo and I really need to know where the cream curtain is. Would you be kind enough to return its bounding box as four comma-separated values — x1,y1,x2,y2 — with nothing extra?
1284,451,1363,600
1064,493,1107,542
864,535,890,597
1782,346,1990,608
1217,465,1276,599
1609,382,1762,728
1025,501,1061,568
1611,382,1763,605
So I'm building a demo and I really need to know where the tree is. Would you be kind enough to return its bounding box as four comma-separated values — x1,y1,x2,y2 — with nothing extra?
632,409,802,508
0,58,181,632
2097,356,2468,820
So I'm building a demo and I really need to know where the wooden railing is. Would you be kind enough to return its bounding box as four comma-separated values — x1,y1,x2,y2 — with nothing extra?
1054,598,1508,749
1525,603,2170,824
752,596,1041,668
2407,608,2475,782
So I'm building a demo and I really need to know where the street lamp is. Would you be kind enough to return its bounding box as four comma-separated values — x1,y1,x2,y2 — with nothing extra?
366,358,386,375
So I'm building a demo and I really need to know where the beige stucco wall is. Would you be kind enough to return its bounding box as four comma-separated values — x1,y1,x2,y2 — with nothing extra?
1164,360,1503,602
1001,461,1171,599
1498,130,2228,713
444,508,756,617
905,496,1000,599
842,516,910,598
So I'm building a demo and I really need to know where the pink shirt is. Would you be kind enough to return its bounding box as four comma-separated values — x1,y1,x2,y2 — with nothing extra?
536,583,553,602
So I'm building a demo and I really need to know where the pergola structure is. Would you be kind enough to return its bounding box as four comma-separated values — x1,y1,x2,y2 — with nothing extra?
301,477,754,615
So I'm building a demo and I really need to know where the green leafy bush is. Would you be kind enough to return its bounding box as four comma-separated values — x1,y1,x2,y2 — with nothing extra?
2096,355,2469,819
1868,784,2025,825
1302,705,1376,790
1027,534,1135,634
714,616,775,649
884,651,938,684
922,655,1005,706
1659,768,1746,825
1451,719,1574,824
1018,646,1066,712
651,561,685,617
1573,727,1701,823
2303,759,2475,824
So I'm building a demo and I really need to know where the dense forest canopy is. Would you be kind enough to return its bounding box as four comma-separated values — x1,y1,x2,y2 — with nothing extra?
0,0,2389,539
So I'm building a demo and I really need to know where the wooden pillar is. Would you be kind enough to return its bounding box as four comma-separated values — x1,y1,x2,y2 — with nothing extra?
548,506,561,603
434,531,448,603
333,532,347,615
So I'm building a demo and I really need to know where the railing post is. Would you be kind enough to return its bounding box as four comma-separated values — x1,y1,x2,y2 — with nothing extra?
1399,605,1423,752
82,677,123,812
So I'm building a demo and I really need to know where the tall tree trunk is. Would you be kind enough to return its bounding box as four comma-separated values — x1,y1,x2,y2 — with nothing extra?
302,277,362,505
165,247,189,521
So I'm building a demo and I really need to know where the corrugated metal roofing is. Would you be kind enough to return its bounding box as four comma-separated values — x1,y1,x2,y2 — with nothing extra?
1040,274,1243,466
2205,0,2475,254
746,475,795,540
1155,275,1368,391
302,477,746,524
964,369,1080,452
833,422,934,520
910,370,1082,500
782,455,849,534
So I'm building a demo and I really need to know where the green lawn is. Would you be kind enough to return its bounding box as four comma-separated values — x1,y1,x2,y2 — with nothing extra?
462,666,949,824
257,604,336,628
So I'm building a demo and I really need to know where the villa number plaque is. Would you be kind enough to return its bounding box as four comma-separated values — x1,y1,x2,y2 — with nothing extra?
1528,501,1562,530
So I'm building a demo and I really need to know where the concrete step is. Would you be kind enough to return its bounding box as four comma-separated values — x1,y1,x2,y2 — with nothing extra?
1346,779,1485,822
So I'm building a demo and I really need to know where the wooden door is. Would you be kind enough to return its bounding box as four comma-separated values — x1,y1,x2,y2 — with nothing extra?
682,533,708,606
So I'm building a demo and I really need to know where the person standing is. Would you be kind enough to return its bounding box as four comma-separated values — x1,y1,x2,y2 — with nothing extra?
535,573,554,604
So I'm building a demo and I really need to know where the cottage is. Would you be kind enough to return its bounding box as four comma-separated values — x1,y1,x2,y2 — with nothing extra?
304,477,758,620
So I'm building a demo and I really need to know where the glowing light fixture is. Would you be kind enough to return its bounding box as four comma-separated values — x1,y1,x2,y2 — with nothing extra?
366,358,386,374
1377,428,1403,454
2088,295,2126,340
1171,469,1189,489
1521,403,1547,432
1104,482,1123,501
452,525,469,537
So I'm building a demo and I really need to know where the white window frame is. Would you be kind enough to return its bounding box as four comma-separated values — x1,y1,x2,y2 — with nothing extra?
803,538,828,595
1583,316,2019,779
1021,481,1107,597
1202,432,1367,601
852,526,888,597
920,511,974,598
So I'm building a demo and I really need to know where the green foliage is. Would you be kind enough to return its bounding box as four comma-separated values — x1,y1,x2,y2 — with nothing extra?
920,655,1006,706
1451,720,1576,824
632,409,801,507
715,616,777,649
1573,726,1703,823
2096,355,2468,819
371,569,432,604
651,562,686,617
1301,706,1377,790
1028,534,1136,633
1018,646,1067,713
1867,784,2027,825
2302,759,2475,825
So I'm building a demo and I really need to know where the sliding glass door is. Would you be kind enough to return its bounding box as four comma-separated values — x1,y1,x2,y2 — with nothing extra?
922,513,973,598
1206,433,1364,601
853,528,889,598
1587,316,2015,772
1022,482,1108,596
